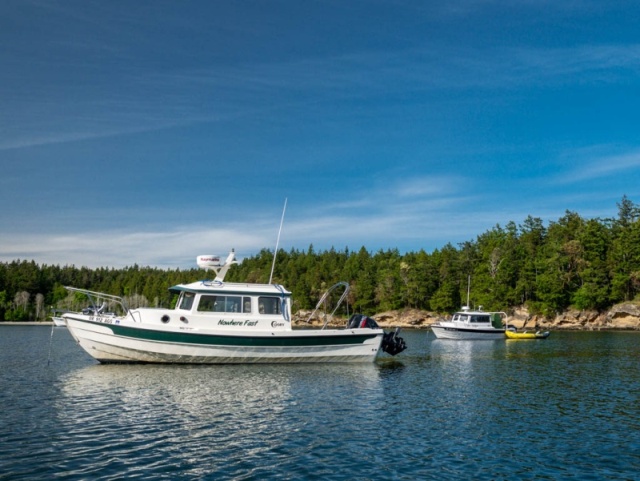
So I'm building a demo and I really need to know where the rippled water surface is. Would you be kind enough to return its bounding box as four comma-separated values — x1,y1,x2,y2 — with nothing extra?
1,326,639,480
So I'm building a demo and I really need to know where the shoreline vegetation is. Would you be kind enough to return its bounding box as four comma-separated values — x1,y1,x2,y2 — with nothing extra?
2,197,640,326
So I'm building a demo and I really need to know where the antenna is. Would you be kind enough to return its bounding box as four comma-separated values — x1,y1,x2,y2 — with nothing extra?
269,198,287,284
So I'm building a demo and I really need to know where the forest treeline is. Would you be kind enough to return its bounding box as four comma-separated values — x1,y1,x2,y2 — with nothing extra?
2,197,640,322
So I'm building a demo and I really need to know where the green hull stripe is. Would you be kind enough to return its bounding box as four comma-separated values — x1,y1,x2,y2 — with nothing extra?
83,319,377,347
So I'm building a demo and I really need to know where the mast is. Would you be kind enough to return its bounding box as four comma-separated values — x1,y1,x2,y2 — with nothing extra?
466,275,471,308
269,198,287,284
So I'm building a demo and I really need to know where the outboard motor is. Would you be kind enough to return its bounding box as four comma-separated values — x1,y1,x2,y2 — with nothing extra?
347,314,407,356
380,328,407,356
347,313,379,329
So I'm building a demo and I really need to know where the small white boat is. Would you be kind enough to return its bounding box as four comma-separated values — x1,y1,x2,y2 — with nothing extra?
52,316,66,327
63,250,406,364
431,306,508,340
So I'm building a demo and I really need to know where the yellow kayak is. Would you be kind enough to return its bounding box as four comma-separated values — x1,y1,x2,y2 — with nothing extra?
505,329,550,340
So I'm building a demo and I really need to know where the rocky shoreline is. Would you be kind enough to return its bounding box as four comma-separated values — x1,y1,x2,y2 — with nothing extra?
292,302,640,330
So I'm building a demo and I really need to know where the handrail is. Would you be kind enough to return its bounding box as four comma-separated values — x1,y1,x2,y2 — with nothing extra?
273,284,291,322
305,281,350,330
64,286,130,317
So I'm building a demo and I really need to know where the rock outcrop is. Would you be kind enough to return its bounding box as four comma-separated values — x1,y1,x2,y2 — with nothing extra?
292,303,640,330
508,303,640,331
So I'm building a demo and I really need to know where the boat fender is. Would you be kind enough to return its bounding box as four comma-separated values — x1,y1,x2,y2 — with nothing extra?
161,315,170,324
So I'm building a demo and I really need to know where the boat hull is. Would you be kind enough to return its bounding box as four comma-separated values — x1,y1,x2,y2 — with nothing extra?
64,315,384,364
431,325,505,340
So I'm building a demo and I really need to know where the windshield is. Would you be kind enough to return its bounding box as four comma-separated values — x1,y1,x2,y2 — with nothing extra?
178,292,195,310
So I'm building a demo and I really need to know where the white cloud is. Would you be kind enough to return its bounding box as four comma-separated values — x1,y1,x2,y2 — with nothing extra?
0,227,271,269
0,173,505,267
577,150,640,180
554,146,640,184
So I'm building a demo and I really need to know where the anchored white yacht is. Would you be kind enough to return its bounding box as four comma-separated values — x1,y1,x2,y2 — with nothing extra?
431,306,508,340
63,250,406,363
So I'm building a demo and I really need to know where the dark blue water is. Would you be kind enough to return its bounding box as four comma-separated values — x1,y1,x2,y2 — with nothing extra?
1,326,638,480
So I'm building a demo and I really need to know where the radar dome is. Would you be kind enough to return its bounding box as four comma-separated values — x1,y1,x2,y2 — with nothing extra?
197,255,222,270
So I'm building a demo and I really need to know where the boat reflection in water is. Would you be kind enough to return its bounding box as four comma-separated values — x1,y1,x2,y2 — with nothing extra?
54,362,384,478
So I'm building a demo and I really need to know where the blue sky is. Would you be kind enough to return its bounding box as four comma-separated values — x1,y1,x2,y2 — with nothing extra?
2,0,640,269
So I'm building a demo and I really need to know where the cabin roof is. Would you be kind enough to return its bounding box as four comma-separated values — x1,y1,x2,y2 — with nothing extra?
169,281,292,296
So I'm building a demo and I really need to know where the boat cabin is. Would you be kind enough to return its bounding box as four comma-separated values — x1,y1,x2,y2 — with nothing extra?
452,307,505,329
166,280,293,331
452,312,492,324
176,290,285,315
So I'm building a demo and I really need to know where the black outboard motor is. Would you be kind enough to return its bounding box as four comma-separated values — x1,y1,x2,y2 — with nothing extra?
347,314,407,356
380,328,407,356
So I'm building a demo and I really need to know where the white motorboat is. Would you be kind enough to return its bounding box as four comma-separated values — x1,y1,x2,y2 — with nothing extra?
431,306,508,340
63,250,406,364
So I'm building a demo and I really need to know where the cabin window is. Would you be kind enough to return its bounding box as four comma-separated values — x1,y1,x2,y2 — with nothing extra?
197,295,249,313
197,295,219,312
178,292,195,310
470,315,489,323
258,296,282,315
242,297,251,313
225,296,241,313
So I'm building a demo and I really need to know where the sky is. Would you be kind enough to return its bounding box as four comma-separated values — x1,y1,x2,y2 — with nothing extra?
2,0,640,269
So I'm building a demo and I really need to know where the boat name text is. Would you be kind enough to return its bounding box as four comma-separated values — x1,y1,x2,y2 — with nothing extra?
218,319,259,327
